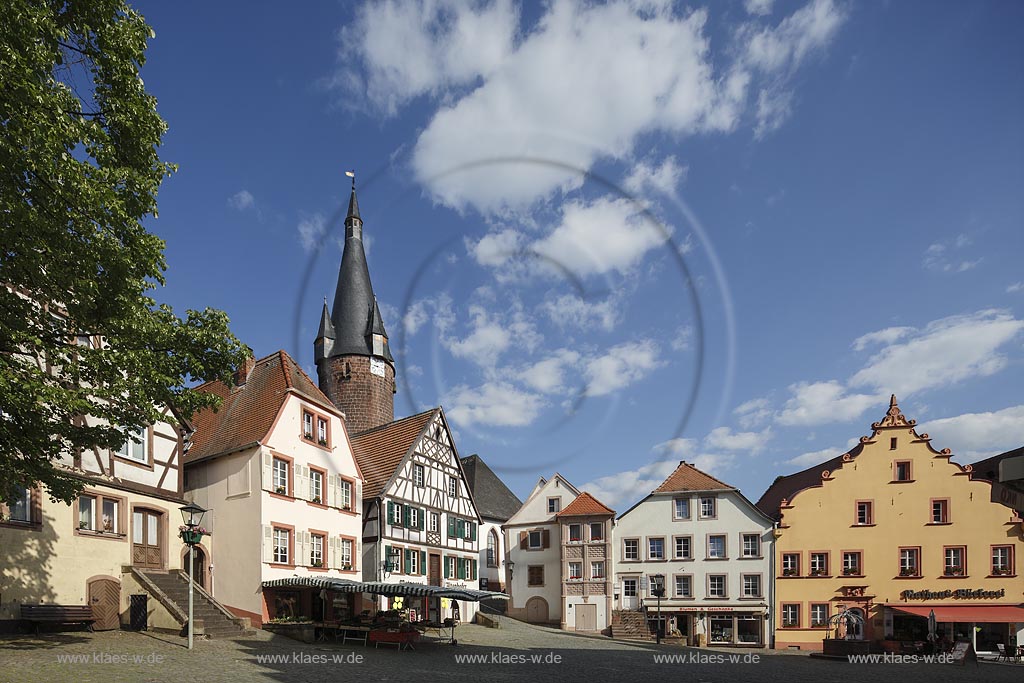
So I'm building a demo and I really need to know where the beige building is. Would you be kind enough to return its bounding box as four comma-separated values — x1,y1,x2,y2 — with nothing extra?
0,397,193,632
184,350,364,627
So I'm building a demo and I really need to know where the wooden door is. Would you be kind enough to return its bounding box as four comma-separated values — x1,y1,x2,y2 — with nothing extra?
576,604,597,631
132,509,163,568
526,597,548,623
429,554,441,586
88,577,121,631
189,546,206,589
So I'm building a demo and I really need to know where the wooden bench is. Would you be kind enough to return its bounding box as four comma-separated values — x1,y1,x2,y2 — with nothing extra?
21,605,95,635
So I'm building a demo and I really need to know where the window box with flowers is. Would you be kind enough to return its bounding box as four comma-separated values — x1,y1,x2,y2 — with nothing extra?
991,568,1013,576
318,438,327,447
275,486,287,495
179,526,208,545
782,568,798,577
943,566,964,576
842,567,860,576
782,620,798,628
311,496,322,505
311,560,323,568
343,564,353,571
810,569,828,577
899,567,918,577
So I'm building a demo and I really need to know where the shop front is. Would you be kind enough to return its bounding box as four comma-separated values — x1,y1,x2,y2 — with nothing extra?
657,607,767,646
889,604,1024,654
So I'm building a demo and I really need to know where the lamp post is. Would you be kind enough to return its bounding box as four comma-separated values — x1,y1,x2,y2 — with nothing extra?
651,574,665,645
179,502,207,650
381,548,401,580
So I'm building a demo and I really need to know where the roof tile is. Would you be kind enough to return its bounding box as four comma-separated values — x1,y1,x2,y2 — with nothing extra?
350,409,436,498
557,491,615,517
653,461,736,494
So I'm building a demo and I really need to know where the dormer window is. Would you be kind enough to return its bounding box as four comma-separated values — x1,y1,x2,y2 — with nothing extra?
372,334,386,356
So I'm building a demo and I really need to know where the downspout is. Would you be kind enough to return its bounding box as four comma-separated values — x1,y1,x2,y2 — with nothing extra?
769,521,778,649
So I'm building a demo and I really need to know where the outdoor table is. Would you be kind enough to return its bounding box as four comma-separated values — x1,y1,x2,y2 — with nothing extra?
369,629,418,651
338,625,371,646
415,621,458,645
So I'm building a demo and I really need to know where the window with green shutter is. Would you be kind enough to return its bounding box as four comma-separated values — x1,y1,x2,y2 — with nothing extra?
402,505,411,528
384,545,393,571
457,519,465,538
457,558,466,579
418,508,425,530
405,548,412,574
420,550,426,575
387,501,394,525
448,516,456,537
471,559,477,580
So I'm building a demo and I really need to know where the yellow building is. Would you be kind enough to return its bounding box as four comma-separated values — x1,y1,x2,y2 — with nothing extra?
757,396,1024,653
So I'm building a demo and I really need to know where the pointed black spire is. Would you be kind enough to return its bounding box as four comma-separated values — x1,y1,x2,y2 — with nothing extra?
317,298,335,340
346,183,361,225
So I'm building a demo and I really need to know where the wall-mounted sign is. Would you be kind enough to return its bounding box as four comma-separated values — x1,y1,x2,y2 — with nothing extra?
900,588,1005,601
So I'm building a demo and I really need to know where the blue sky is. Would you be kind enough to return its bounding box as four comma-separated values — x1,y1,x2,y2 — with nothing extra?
135,0,1024,509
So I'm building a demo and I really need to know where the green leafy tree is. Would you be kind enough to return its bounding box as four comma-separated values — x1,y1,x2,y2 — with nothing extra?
0,0,248,504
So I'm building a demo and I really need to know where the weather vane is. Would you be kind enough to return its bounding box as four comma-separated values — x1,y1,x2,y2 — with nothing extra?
345,169,355,188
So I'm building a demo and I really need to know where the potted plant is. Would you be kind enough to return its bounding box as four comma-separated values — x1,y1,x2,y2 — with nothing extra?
899,567,917,577
993,567,1011,576
842,567,859,576
782,568,798,577
342,504,351,511
944,566,963,576
343,563,352,571
275,486,287,495
810,568,827,577
311,560,323,568
79,521,90,530
178,525,207,545
311,496,322,504
318,438,328,446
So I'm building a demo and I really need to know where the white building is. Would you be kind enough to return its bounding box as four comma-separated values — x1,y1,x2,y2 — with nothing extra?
184,350,364,627
460,454,522,593
351,407,482,623
613,461,775,647
556,492,615,633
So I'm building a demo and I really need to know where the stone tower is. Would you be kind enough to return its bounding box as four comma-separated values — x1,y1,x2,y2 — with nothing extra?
314,178,395,433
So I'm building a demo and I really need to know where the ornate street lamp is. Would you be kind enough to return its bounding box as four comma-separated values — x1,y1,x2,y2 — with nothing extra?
381,548,402,580
179,502,207,650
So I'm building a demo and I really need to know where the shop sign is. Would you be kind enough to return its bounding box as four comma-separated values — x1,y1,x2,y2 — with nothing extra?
444,580,469,588
899,588,1005,601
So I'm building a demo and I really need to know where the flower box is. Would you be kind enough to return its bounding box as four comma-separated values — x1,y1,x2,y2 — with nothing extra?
842,568,860,576
318,438,328,446
275,486,287,495
782,569,798,577
311,496,322,504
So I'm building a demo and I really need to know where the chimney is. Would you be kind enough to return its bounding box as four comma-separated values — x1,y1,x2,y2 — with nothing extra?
235,347,255,386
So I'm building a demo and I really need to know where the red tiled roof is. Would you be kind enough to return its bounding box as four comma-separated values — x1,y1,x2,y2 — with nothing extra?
653,461,735,494
557,491,614,517
186,350,337,463
350,409,437,499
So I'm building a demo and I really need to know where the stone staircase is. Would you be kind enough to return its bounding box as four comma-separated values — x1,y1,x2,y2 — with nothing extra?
137,569,252,639
611,609,654,641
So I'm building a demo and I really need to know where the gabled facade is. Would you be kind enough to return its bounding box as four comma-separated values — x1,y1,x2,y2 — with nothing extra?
461,454,522,592
0,375,190,632
757,396,1024,653
184,350,363,627
351,407,481,622
503,474,581,625
614,461,774,647
557,492,615,633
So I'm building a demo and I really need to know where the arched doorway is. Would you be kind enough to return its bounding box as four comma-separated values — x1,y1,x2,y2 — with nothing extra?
526,596,548,623
181,545,208,592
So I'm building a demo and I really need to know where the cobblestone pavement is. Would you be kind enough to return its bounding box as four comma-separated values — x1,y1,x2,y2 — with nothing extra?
1,617,1020,683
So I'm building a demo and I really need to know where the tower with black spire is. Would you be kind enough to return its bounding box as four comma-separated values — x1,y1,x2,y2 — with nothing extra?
314,175,396,433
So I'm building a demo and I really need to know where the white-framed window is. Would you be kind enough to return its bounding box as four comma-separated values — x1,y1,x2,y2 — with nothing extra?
648,537,664,560
674,536,692,560
589,522,604,541
486,531,497,566
303,411,313,438
392,503,404,525
447,556,457,578
568,562,582,580
742,574,761,598
591,561,604,579
409,550,420,575
310,534,324,567
547,497,560,514
528,530,542,549
317,417,328,444
856,500,873,525
674,497,690,519
899,548,920,576
622,578,638,597
273,528,290,564
842,551,862,575
9,486,32,523
413,463,425,487
78,494,96,530
944,547,965,575
429,512,440,533
708,535,726,559
782,604,799,627
272,458,289,494
708,574,726,598
340,479,352,510
309,470,323,503
932,499,949,524
409,507,419,528
569,524,582,542
810,604,829,627
448,476,458,497
741,533,760,557
341,538,353,568
992,546,1013,574
75,493,120,534
810,552,828,575
782,553,800,576
674,575,692,598
117,428,147,463
624,538,639,560
699,497,716,518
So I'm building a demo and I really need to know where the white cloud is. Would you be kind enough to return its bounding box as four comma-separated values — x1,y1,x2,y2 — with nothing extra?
922,236,982,273
1006,282,1023,293
402,300,431,336
734,397,772,429
851,326,915,352
785,446,843,470
583,339,662,396
531,196,669,277
444,305,513,368
776,380,881,426
921,405,1024,460
521,350,581,394
671,325,694,352
297,213,326,252
652,438,699,458
332,0,518,116
445,382,544,428
753,87,792,138
623,156,688,199
228,190,255,211
467,229,525,267
744,0,774,16
579,458,680,510
849,310,1024,396
704,426,772,453
541,293,620,332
